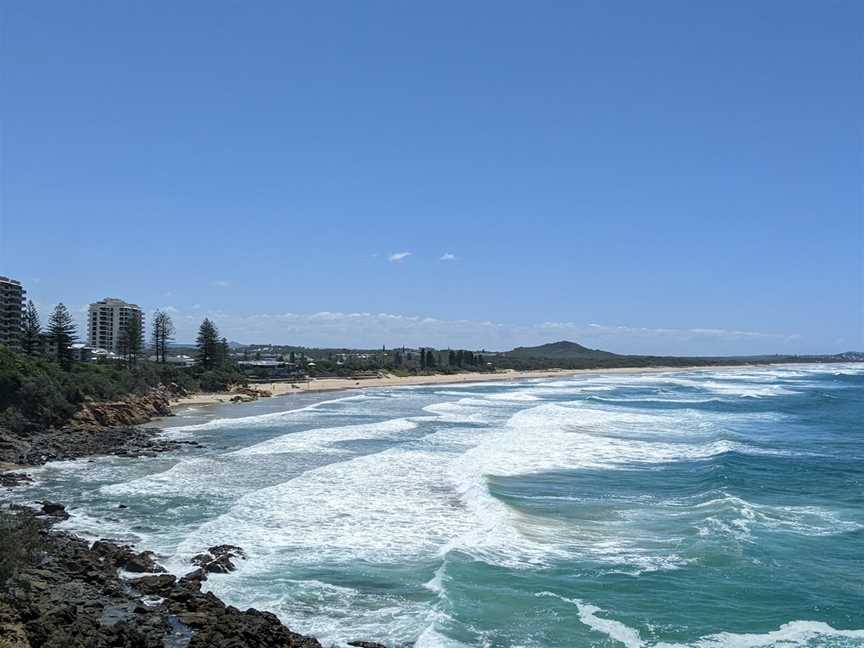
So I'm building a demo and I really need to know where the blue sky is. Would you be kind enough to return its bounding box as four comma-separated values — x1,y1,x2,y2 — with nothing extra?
1,1,861,353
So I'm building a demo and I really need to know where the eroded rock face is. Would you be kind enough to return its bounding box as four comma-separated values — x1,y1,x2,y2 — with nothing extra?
69,389,174,431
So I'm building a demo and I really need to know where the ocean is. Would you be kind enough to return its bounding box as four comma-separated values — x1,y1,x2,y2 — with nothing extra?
6,364,864,647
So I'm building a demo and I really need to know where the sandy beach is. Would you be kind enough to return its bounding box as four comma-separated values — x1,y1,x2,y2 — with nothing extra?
169,365,751,409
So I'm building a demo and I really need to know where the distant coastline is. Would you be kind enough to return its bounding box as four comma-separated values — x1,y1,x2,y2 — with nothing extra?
167,360,848,410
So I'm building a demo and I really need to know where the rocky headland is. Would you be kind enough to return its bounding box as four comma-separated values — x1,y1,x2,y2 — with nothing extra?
0,506,390,648
0,505,326,647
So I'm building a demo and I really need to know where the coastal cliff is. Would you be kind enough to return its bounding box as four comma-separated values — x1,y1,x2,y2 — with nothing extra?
0,385,270,470
68,388,175,430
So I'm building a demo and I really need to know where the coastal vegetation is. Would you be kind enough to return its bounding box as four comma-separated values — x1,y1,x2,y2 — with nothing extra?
45,303,77,369
150,309,175,364
237,340,858,379
0,313,245,434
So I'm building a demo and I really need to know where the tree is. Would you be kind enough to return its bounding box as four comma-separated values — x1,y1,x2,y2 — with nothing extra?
219,337,230,367
151,310,175,363
420,349,426,370
426,349,436,369
46,303,77,368
196,318,220,370
119,312,144,369
21,301,42,355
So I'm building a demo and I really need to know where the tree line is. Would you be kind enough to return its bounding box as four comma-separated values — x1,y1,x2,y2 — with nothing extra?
17,301,232,372
391,347,486,371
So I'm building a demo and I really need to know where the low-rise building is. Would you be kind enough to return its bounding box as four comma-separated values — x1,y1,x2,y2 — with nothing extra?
147,354,196,368
41,335,97,362
70,343,94,363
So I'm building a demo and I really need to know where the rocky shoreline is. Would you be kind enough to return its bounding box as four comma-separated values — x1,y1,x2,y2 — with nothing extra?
0,505,324,647
0,505,389,648
0,385,276,478
0,389,394,647
0,387,204,482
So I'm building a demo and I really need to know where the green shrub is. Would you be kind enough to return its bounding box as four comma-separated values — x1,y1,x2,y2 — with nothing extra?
197,367,247,392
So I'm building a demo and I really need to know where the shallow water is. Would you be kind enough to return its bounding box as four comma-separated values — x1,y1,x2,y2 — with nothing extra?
6,364,864,647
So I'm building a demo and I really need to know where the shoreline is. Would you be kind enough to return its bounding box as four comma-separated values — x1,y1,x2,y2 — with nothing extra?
0,362,855,475
3,361,861,647
168,362,786,410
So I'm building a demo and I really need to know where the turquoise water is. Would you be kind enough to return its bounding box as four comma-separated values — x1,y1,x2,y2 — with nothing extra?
6,364,864,647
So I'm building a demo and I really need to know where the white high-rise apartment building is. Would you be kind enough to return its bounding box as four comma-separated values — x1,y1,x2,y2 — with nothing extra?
88,298,142,353
0,276,25,350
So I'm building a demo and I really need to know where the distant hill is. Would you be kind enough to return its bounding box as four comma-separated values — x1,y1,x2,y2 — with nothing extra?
506,340,619,360
836,351,864,361
497,340,863,371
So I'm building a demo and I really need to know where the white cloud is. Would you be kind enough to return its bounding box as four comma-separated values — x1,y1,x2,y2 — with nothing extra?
388,252,412,263
211,280,231,288
439,253,456,261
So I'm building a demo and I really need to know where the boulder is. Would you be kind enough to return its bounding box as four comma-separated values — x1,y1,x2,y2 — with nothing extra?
0,471,33,488
190,545,247,574
91,540,166,573
129,574,177,595
179,568,208,589
40,501,68,518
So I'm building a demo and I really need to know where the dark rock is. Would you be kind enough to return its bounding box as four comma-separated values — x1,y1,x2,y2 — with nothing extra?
0,423,190,468
0,471,33,488
129,574,177,595
122,550,166,574
190,544,247,574
91,540,166,573
2,508,325,648
179,568,208,589
40,501,68,518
